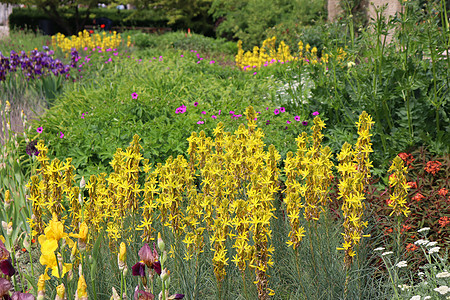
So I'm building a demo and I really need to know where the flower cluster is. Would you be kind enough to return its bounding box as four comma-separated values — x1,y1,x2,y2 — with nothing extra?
52,30,124,53
0,47,77,81
337,111,374,267
387,156,410,217
235,36,346,70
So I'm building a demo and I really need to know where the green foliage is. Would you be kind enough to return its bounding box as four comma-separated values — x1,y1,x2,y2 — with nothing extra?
8,7,169,34
210,0,326,49
133,31,237,57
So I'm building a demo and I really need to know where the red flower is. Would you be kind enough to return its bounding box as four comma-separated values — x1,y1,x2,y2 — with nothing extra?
424,160,442,175
407,181,417,189
384,227,393,235
89,30,94,34
401,224,412,233
438,188,448,196
398,153,414,166
100,24,105,29
406,243,419,252
438,216,450,228
412,193,425,202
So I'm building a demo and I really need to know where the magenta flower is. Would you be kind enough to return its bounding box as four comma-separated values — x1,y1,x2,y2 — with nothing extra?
180,55,184,57
312,111,319,116
194,102,198,107
294,116,301,121
201,111,206,115
197,121,204,124
265,120,270,125
286,120,291,124
229,111,234,114
218,110,221,115
175,105,187,114
59,132,64,139
266,107,269,110
132,92,138,99
280,107,286,113
211,115,217,119
168,294,185,299
81,113,85,119
253,72,257,75
36,127,43,133
302,121,308,126
274,109,280,115
210,61,215,64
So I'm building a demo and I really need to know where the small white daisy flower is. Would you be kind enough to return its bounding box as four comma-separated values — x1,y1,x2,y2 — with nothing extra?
415,239,430,246
434,285,449,295
437,271,450,278
429,246,440,254
396,261,408,268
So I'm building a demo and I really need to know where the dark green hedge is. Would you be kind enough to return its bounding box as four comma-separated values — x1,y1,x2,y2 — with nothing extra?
9,7,170,34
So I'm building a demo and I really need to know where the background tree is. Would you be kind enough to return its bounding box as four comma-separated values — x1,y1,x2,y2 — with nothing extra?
1,0,113,35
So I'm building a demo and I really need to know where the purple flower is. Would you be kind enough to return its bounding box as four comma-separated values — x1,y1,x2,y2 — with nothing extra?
210,61,215,64
26,140,39,156
201,111,206,115
218,110,221,115
59,132,64,139
194,102,198,107
36,127,43,133
265,120,270,125
211,115,217,119
139,243,158,268
253,72,257,75
302,121,308,126
229,111,234,114
312,111,319,116
81,112,85,119
132,92,138,99
0,278,12,298
0,259,15,277
134,286,155,300
180,55,184,57
132,262,146,277
11,291,35,300
274,109,280,115
286,120,291,124
280,107,285,113
168,294,185,299
197,121,204,124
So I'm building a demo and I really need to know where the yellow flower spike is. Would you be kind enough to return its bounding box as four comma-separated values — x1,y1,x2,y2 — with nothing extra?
56,284,65,300
37,274,46,300
76,274,88,300
118,242,126,271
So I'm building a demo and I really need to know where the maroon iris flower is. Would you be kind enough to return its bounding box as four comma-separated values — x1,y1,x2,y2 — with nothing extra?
134,287,155,300
132,262,145,277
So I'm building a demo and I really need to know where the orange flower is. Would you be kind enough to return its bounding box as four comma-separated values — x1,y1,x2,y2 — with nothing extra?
398,153,414,166
412,193,425,202
407,181,417,189
424,160,442,175
384,227,393,235
438,216,450,227
401,224,412,233
438,188,448,196
406,243,419,252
